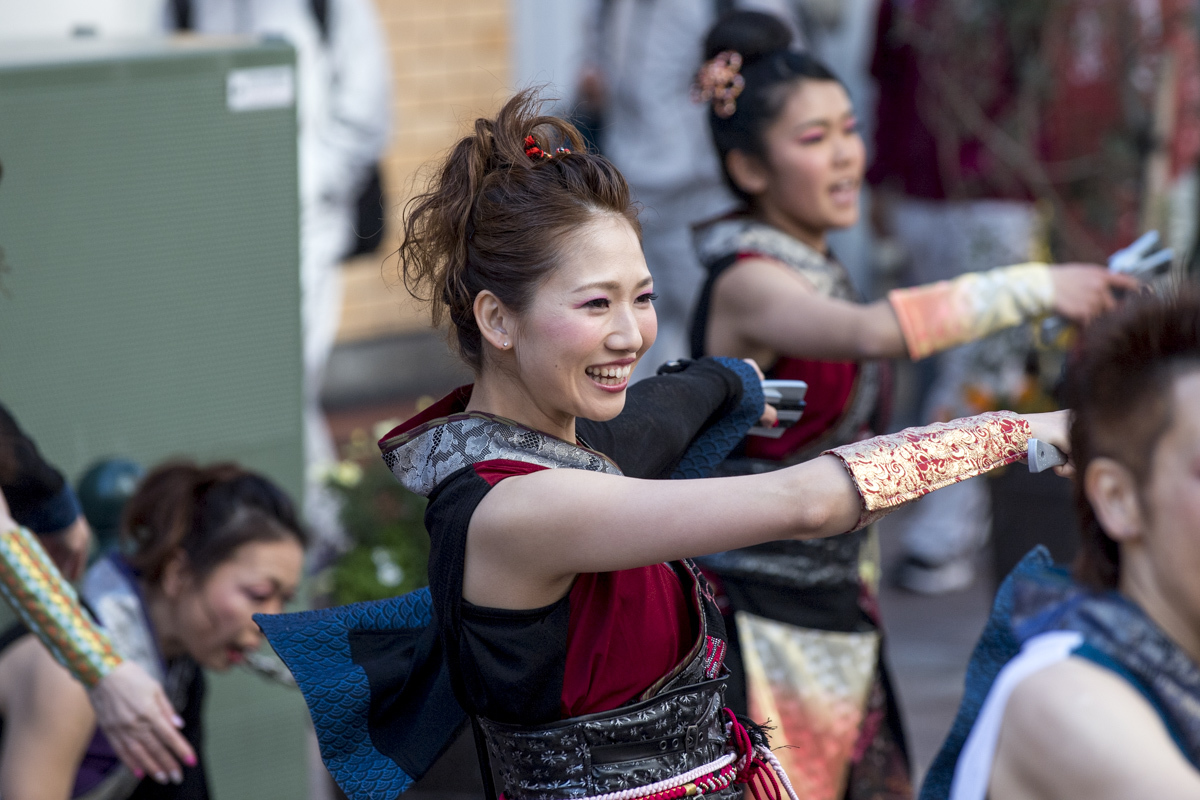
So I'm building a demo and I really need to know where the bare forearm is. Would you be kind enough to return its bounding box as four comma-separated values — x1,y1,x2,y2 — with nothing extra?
852,300,910,359
468,411,1059,608
474,454,861,580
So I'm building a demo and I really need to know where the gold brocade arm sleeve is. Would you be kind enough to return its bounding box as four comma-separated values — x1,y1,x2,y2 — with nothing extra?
824,411,1031,530
0,525,122,687
887,263,1055,360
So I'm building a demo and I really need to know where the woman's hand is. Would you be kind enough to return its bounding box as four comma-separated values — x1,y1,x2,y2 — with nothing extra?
743,359,778,428
88,661,196,785
1050,264,1140,324
1023,410,1074,477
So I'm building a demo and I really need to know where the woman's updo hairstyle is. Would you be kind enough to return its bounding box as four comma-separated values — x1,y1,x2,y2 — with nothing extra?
122,462,306,585
703,11,845,206
400,89,641,370
1063,287,1200,589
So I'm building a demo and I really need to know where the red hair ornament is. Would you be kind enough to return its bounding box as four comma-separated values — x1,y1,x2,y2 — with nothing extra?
524,135,570,161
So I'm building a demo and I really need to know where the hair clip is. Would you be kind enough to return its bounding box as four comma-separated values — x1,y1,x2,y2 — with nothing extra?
524,135,552,161
692,51,745,119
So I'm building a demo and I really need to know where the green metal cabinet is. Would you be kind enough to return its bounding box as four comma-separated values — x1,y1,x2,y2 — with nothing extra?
0,37,309,799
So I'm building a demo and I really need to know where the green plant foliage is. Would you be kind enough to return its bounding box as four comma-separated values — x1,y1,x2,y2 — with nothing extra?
325,454,429,605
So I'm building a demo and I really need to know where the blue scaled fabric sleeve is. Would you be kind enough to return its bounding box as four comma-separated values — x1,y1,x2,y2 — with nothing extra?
254,588,457,800
255,357,764,800
670,357,764,479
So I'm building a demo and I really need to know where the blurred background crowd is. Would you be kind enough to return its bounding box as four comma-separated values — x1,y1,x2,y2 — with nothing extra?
0,0,1197,798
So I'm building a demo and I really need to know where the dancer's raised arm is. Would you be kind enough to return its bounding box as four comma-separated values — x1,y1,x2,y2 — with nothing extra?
706,255,1135,363
464,409,1066,608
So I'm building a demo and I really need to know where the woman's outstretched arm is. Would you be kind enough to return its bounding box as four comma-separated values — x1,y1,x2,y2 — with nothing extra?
464,410,1068,610
708,258,1137,363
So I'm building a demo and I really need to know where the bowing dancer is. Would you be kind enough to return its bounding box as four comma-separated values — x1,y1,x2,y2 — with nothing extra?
922,289,1200,800
262,90,1072,800
0,462,305,800
0,421,200,787
686,12,1134,798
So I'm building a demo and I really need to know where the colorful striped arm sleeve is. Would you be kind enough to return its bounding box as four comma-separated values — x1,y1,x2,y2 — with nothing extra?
888,263,1054,360
0,525,121,687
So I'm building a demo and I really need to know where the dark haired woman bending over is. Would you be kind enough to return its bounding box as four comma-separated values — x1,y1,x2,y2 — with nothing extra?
0,463,306,800
284,90,1072,800
687,12,1133,798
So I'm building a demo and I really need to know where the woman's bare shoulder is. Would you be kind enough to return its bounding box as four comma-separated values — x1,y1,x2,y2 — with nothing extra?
0,633,97,800
713,256,816,307
991,656,1200,800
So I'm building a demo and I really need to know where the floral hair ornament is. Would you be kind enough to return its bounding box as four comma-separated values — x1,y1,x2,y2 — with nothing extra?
692,51,745,119
524,135,571,161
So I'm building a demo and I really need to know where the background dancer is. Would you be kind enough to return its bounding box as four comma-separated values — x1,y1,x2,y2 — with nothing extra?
687,12,1133,799
921,288,1200,800
280,90,1071,800
0,417,200,786
0,463,305,799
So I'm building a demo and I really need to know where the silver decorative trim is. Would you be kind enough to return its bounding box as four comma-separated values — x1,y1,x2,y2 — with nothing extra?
382,412,622,497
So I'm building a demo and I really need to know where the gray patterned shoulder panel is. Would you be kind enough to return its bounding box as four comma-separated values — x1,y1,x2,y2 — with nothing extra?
381,412,622,497
693,217,858,301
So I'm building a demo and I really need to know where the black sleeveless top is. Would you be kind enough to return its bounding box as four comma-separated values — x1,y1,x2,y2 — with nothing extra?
383,359,745,726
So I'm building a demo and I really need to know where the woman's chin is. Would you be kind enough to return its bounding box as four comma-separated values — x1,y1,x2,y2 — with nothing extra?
828,207,860,231
577,383,628,421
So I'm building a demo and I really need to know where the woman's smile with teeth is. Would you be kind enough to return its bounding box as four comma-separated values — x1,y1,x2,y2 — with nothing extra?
586,364,633,385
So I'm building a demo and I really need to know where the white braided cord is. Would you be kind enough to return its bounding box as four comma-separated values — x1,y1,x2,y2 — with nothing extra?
755,746,801,800
575,752,738,800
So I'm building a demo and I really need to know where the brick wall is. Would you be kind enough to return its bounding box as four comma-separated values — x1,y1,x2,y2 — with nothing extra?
338,0,511,343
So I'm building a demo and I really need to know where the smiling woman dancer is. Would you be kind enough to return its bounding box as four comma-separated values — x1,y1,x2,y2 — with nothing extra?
685,12,1135,799
286,90,1070,800
0,463,305,800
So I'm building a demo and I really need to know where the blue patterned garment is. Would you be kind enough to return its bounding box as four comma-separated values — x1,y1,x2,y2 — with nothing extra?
920,547,1200,800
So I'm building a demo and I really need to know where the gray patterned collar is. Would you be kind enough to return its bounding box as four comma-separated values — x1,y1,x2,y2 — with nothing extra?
380,401,622,497
694,216,828,271
693,216,855,301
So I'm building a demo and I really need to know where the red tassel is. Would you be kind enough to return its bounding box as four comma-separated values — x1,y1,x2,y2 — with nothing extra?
723,709,785,800
524,135,545,160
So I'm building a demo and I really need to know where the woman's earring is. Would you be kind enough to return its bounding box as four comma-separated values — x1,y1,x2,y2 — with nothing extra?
503,341,510,349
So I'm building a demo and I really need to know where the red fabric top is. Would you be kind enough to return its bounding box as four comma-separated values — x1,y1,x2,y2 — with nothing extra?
561,564,694,717
868,0,1022,201
471,460,696,717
